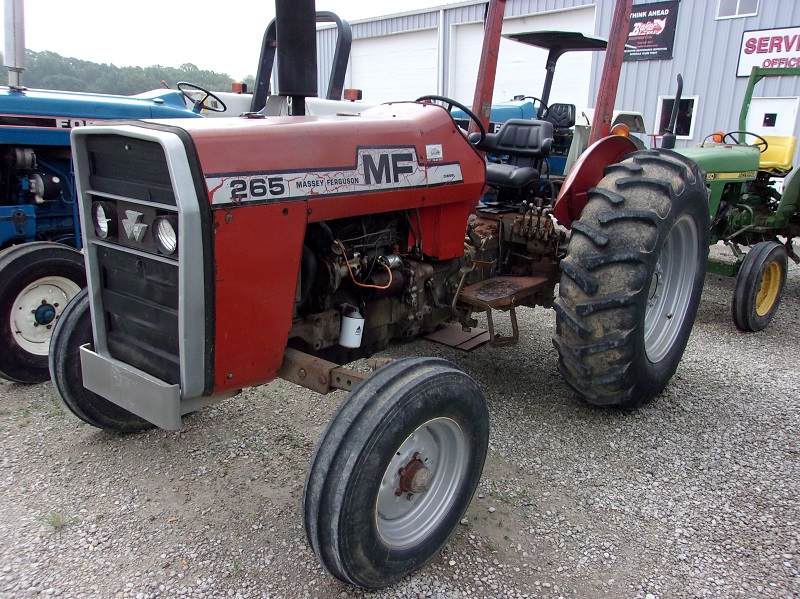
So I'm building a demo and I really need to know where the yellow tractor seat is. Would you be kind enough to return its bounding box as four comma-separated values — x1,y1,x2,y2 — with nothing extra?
759,135,796,175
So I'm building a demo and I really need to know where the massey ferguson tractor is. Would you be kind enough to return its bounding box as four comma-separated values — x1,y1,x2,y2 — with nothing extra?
50,0,709,589
0,0,354,384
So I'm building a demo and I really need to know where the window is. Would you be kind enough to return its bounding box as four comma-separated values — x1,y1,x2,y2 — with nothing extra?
654,96,699,140
717,0,759,19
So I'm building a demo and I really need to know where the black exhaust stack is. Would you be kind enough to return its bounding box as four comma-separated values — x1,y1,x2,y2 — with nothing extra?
661,74,683,150
275,0,318,116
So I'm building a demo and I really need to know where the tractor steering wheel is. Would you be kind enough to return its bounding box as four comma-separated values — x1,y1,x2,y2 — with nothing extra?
416,95,486,146
722,130,769,153
517,96,549,118
177,82,227,114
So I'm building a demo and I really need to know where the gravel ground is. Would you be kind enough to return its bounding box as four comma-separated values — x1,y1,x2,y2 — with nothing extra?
1,256,799,599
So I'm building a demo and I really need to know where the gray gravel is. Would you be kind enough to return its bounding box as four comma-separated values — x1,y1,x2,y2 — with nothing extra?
1,256,799,599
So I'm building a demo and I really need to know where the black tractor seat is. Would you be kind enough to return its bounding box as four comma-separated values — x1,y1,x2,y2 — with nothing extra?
542,103,576,129
476,119,554,190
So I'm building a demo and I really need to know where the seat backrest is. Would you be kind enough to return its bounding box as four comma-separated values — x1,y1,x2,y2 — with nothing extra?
479,119,554,160
759,135,796,175
544,103,576,130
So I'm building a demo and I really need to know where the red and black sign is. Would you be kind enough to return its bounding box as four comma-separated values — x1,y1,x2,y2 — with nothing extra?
624,0,679,62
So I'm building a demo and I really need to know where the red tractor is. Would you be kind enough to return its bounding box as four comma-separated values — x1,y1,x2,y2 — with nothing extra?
50,0,709,589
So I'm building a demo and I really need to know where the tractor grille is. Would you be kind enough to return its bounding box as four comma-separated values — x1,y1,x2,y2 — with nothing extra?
83,135,181,384
86,135,177,204
96,245,180,384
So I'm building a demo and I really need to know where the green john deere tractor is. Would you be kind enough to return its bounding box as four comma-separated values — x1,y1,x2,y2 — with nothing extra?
676,67,800,331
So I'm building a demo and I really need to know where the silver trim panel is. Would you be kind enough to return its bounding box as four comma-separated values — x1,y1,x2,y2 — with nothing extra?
80,344,182,430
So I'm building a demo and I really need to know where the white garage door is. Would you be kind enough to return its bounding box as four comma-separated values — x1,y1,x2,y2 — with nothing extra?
450,6,596,110
348,29,439,104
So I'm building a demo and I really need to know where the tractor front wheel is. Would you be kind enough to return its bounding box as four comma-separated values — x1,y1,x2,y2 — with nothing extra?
554,149,710,409
49,289,152,433
0,242,86,383
732,240,788,332
303,357,488,589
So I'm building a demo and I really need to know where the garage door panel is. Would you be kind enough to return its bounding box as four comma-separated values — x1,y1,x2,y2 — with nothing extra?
350,29,438,104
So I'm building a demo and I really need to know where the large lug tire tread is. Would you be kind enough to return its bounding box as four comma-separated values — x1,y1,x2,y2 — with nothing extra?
49,288,152,433
553,150,710,409
303,357,489,590
732,240,788,332
0,242,86,383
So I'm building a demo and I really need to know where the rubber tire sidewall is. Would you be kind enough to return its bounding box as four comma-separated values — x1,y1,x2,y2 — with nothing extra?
732,240,788,332
0,242,86,383
632,195,709,401
49,288,152,433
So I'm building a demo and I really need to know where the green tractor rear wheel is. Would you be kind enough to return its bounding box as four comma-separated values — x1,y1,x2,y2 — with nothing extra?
732,240,788,332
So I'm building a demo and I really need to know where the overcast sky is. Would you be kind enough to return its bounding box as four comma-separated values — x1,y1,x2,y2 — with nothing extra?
2,0,462,80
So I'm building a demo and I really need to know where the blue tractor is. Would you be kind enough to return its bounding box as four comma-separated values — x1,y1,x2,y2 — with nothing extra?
0,85,208,383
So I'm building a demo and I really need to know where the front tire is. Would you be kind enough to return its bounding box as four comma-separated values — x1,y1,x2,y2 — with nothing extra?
732,240,788,332
553,150,710,409
303,358,489,589
0,242,85,383
49,289,152,433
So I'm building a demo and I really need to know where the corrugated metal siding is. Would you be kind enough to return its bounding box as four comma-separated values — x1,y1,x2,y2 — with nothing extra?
318,0,800,151
350,12,440,39
316,27,339,99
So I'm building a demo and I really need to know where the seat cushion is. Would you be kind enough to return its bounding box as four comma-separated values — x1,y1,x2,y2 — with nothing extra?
759,135,796,175
486,163,540,189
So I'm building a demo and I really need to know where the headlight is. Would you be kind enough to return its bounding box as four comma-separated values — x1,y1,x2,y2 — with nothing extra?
153,215,178,255
92,201,117,239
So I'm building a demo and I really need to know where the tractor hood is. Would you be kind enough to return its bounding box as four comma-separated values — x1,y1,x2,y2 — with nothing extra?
676,144,760,178
0,86,200,146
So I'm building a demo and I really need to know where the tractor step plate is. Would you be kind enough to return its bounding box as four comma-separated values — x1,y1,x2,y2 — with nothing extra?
459,276,548,309
425,324,490,351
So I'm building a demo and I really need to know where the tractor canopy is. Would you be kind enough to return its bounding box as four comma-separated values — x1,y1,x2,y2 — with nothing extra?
503,31,608,107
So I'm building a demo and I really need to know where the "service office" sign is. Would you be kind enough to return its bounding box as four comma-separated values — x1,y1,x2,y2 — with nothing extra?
738,27,800,76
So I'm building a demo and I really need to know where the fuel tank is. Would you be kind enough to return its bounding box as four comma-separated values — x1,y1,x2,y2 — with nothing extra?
677,144,760,177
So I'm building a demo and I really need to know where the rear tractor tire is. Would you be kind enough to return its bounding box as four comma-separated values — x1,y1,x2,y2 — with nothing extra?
553,149,710,409
732,240,788,332
0,242,86,383
303,358,489,589
49,289,152,433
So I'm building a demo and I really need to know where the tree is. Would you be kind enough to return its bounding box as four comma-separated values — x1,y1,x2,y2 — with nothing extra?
4,49,252,96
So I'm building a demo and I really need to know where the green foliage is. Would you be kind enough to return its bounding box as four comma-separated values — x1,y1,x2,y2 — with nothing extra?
43,509,74,532
2,49,249,95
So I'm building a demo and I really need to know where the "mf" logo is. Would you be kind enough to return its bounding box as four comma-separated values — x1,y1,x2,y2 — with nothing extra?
363,152,415,185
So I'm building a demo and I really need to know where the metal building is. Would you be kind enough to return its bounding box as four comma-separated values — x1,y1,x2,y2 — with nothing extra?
318,0,800,157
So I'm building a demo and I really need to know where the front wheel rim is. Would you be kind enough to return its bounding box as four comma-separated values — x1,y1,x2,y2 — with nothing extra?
376,417,467,548
10,276,83,355
644,214,699,363
755,261,782,316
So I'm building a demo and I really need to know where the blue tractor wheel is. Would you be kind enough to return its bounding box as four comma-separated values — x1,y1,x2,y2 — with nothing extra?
0,242,86,383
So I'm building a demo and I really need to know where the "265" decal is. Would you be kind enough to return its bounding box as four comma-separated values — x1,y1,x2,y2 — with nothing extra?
229,176,287,201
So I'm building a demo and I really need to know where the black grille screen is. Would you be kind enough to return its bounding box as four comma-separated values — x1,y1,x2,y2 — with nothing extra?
86,135,176,205
96,245,180,384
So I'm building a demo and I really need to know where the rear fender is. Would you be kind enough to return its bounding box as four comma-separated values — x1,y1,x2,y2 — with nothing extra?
552,135,639,228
